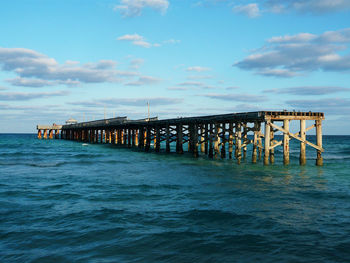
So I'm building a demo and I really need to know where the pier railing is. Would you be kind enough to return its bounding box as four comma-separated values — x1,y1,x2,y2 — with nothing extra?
37,111,325,166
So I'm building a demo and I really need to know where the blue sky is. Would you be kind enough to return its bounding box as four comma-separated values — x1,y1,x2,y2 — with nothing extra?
0,0,350,134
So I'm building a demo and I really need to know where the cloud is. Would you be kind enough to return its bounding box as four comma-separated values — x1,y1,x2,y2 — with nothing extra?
0,90,68,101
163,39,181,44
234,28,350,77
117,34,144,41
178,81,204,87
0,47,137,86
6,77,57,87
70,97,183,107
117,34,160,48
114,0,169,17
233,3,260,18
266,86,350,95
125,76,161,86
269,0,350,14
285,98,350,115
186,66,211,72
203,93,266,102
187,75,213,80
129,58,144,69
167,86,190,91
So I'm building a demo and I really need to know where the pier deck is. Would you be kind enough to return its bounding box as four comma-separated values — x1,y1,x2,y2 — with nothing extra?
37,111,325,166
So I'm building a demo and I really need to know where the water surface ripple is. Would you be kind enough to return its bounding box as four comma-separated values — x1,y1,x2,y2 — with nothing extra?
0,134,349,262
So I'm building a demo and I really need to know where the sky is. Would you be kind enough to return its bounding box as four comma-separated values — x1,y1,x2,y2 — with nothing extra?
0,0,350,134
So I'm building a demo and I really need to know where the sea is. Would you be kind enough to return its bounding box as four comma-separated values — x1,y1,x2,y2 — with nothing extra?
0,134,349,262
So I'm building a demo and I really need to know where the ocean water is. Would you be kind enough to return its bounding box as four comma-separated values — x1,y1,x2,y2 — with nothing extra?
0,134,349,263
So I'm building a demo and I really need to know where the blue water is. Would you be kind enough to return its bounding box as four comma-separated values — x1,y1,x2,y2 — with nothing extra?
0,134,349,262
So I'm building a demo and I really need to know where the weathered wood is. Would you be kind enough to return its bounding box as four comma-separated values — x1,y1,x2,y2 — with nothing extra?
38,130,42,139
236,123,242,164
193,124,199,157
145,127,151,152
52,110,325,166
264,122,270,165
200,125,205,153
214,123,220,158
228,122,233,159
155,127,160,152
270,121,275,164
252,122,258,163
204,124,209,155
138,127,144,149
269,122,323,152
243,123,248,160
208,123,214,158
176,124,183,154
300,120,306,165
166,124,170,153
283,120,290,165
221,123,226,159
316,120,323,166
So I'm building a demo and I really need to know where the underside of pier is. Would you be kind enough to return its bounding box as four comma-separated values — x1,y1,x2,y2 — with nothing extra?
38,111,325,166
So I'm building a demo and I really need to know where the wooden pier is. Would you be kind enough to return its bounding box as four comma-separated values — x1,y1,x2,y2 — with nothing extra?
37,111,325,166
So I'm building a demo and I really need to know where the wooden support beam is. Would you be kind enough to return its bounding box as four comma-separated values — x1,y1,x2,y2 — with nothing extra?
145,127,151,152
205,124,209,155
128,128,131,147
200,125,205,153
166,124,170,153
38,130,42,139
109,130,112,144
235,123,242,164
269,122,323,152
188,124,194,153
243,123,248,160
43,129,48,139
208,123,214,158
283,120,290,165
300,119,306,165
155,127,160,152
135,129,139,146
138,127,144,149
193,124,199,157
214,123,220,158
221,123,226,159
252,122,258,164
228,122,233,159
270,121,275,164
316,119,323,166
176,124,183,154
264,122,270,165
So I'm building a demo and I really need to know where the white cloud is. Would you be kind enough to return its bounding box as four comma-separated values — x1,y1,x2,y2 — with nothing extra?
178,81,204,87
233,3,260,18
0,47,137,87
186,66,211,72
114,0,169,17
163,39,181,44
117,34,144,41
117,34,160,48
203,93,266,102
0,90,69,101
126,76,161,86
129,58,144,69
266,86,350,95
234,28,350,77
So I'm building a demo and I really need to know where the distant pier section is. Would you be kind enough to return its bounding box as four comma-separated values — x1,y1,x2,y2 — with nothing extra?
37,111,325,166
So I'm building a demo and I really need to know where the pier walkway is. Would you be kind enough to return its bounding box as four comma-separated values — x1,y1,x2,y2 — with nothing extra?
37,111,325,166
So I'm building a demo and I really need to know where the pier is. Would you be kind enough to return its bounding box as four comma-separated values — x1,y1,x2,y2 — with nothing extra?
37,111,325,166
